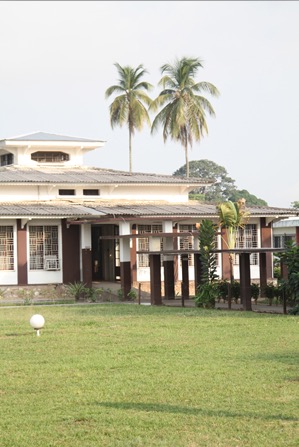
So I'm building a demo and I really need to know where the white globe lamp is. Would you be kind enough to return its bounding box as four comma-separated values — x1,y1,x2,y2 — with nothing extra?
30,314,45,336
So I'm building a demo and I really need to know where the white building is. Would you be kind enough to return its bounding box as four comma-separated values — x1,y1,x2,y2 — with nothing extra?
0,131,297,299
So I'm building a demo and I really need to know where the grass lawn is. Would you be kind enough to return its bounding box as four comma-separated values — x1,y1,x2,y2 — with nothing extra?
0,304,298,447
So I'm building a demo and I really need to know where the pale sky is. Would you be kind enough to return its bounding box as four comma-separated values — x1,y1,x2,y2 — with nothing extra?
0,1,298,208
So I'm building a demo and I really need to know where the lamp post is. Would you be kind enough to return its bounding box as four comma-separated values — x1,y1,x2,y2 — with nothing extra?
29,314,45,336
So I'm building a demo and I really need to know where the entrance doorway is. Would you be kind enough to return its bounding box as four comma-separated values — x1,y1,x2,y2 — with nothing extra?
91,225,120,282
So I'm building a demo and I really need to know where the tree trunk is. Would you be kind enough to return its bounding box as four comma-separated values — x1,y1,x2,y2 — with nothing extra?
129,128,132,175
185,142,189,178
228,254,234,310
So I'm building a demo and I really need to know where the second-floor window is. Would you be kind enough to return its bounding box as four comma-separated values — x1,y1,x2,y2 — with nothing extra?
31,152,70,163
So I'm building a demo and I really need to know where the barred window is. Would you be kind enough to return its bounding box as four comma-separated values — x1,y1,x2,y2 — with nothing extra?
179,224,196,266
29,226,60,270
234,224,258,265
0,226,14,270
31,152,69,163
273,234,294,248
137,224,163,268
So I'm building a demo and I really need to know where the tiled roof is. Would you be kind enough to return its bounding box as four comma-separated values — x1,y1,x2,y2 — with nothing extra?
0,166,214,185
0,202,98,218
0,132,104,143
0,201,297,219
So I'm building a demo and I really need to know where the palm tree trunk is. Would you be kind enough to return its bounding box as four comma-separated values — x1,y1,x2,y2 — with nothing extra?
129,128,132,175
228,254,234,310
185,142,189,178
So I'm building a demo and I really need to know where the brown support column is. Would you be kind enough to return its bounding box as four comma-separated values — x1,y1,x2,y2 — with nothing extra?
260,218,272,279
164,260,175,299
194,253,203,291
82,248,92,288
120,261,131,299
239,253,252,311
149,254,162,305
173,225,179,284
62,220,80,284
259,252,267,296
131,225,137,284
17,219,28,285
296,226,299,246
181,254,189,300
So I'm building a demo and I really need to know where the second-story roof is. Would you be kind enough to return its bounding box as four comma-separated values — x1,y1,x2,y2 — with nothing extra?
0,165,215,186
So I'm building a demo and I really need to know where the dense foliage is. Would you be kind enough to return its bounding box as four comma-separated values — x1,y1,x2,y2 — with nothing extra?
173,159,268,205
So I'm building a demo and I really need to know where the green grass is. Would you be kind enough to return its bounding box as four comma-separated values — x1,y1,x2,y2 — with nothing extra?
0,304,298,447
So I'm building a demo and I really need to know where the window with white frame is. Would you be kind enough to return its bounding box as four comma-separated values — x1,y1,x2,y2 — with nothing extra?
179,224,196,266
137,224,163,267
0,226,14,270
233,224,258,265
29,225,60,270
273,234,294,248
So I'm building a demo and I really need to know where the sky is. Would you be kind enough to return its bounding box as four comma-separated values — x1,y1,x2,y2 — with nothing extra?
0,1,298,208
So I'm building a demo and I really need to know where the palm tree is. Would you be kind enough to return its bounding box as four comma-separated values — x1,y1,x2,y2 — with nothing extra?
105,63,153,174
151,57,219,178
217,199,250,309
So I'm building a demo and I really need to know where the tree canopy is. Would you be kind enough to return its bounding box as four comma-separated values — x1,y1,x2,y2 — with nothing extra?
150,57,219,178
105,63,153,174
173,159,268,206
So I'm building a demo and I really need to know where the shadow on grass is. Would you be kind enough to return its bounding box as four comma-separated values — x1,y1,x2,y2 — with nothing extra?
96,401,298,422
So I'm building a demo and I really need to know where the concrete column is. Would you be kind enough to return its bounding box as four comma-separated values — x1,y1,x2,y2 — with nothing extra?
163,221,175,299
181,254,189,301
80,224,92,286
17,219,28,285
149,235,162,305
260,218,273,280
239,253,252,311
149,254,162,305
119,222,131,299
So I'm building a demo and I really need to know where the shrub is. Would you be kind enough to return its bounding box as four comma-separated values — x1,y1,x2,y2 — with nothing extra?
263,282,277,306
195,282,218,308
217,280,229,303
251,283,260,304
66,282,88,301
231,280,240,304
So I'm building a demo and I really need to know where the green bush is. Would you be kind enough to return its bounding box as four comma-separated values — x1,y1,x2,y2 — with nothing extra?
288,304,299,315
217,280,229,303
66,282,88,301
195,282,218,308
231,280,240,304
263,282,277,306
251,283,260,304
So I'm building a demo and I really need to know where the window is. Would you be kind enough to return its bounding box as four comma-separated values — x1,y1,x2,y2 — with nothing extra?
59,189,75,196
83,189,99,196
0,153,13,166
179,224,196,266
31,152,70,163
137,224,163,268
0,226,14,270
29,225,60,270
274,234,294,248
234,224,258,265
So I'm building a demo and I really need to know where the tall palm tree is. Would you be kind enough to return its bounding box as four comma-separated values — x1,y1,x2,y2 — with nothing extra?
105,63,153,174
217,199,250,309
151,57,219,177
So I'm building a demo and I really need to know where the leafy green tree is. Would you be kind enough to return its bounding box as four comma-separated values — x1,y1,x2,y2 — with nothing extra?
151,57,219,178
174,159,268,205
291,201,299,209
228,189,267,206
105,63,153,174
174,159,235,202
